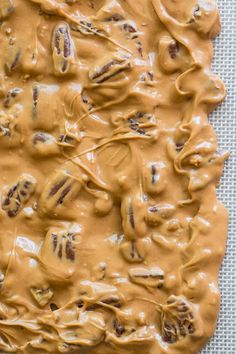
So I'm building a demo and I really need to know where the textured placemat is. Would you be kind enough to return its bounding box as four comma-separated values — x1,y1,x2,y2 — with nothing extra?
201,1,236,353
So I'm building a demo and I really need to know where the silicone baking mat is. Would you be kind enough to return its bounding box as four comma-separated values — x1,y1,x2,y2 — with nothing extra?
201,0,236,353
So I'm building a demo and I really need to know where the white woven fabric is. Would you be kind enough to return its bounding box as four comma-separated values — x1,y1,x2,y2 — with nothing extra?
201,1,236,353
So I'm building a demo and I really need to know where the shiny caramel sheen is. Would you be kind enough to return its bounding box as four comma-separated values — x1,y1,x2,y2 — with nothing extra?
0,0,228,353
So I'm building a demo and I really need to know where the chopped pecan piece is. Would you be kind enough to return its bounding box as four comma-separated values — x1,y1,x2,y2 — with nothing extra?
0,0,14,20
52,22,76,76
161,295,196,343
1,174,36,217
0,104,22,148
30,287,53,307
31,132,60,156
89,52,131,84
3,88,23,108
39,168,81,215
128,266,164,288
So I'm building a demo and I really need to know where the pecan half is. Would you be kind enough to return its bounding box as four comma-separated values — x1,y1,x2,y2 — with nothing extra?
120,238,151,263
39,169,81,216
30,287,53,307
31,83,60,131
40,226,80,281
120,194,147,240
1,174,36,217
52,22,76,76
89,52,131,84
119,20,139,39
128,266,164,288
161,295,196,343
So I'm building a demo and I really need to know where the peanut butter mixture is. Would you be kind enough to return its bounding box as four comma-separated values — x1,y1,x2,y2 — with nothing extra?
0,1,228,353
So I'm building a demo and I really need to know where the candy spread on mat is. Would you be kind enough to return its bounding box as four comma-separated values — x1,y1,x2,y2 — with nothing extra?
0,1,228,353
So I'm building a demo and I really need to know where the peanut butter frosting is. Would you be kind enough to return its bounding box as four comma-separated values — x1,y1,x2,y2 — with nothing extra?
0,0,229,353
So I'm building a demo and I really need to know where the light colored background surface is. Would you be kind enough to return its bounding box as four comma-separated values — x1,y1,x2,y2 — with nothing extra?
201,0,236,353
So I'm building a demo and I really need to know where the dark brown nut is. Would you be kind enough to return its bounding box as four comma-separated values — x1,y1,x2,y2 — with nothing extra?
1,174,36,217
120,194,147,240
143,161,167,195
128,266,164,288
0,0,14,20
59,311,105,346
31,83,61,131
31,132,60,156
168,41,180,59
120,238,151,263
3,88,23,108
161,295,196,343
89,52,131,84
30,287,53,307
39,227,79,281
52,22,76,76
38,169,81,216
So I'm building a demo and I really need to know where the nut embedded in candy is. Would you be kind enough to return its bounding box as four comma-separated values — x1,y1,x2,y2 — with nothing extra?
1,174,36,217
